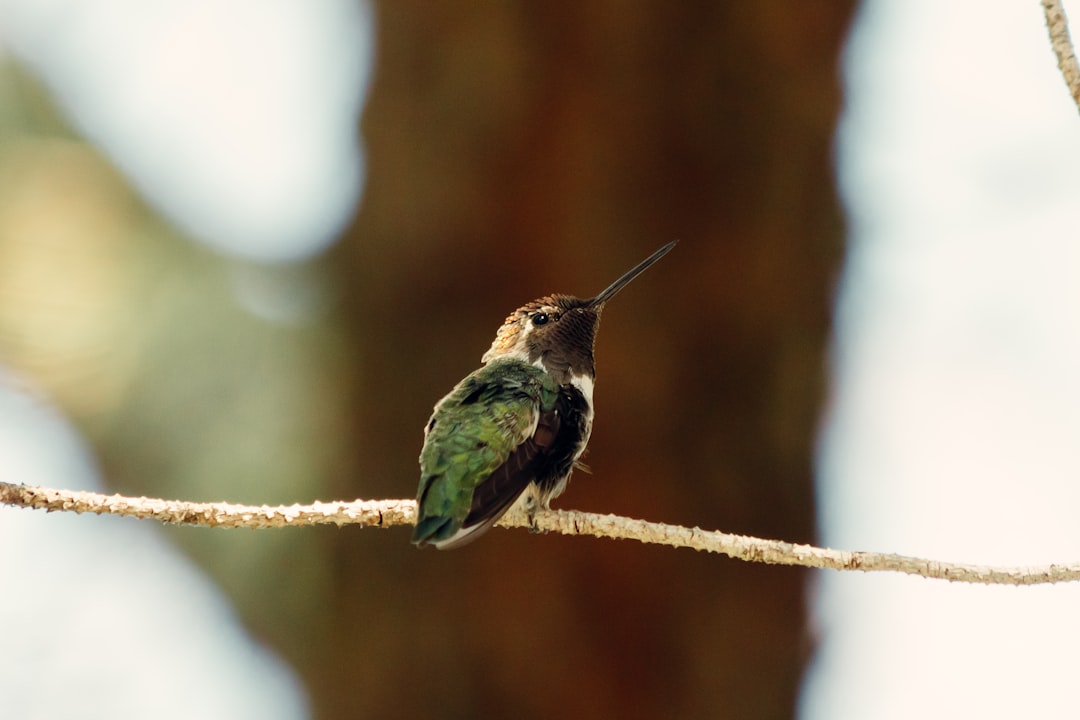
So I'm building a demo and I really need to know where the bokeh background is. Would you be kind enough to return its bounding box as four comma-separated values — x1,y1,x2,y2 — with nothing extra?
3,1,1080,719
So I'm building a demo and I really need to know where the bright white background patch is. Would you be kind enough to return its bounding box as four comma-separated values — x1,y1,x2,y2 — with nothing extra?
802,2,1080,718
0,0,372,261
0,379,309,720
0,2,374,717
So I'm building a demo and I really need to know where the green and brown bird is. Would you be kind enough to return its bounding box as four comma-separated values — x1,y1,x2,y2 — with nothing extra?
411,242,676,549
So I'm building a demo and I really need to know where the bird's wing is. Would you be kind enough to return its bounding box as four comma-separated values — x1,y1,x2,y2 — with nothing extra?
458,399,563,539
412,360,559,549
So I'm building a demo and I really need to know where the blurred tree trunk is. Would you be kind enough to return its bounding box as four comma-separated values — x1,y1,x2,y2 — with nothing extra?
307,2,855,719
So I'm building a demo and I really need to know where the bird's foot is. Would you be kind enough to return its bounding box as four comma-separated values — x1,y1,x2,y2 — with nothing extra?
523,494,546,535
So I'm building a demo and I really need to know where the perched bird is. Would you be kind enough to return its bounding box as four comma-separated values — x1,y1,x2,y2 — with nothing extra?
411,242,676,549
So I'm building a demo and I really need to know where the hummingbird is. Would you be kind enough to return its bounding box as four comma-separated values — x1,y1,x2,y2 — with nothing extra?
411,241,676,549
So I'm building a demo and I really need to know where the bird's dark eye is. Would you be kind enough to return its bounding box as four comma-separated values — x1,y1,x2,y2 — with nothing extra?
532,313,549,326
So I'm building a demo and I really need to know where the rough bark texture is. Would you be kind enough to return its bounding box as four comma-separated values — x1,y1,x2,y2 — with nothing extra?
313,3,855,718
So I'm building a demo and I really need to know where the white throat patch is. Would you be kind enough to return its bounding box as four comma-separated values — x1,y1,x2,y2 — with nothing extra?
570,373,595,412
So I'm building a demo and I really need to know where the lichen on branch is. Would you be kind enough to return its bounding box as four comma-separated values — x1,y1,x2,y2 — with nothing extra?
3,481,1079,586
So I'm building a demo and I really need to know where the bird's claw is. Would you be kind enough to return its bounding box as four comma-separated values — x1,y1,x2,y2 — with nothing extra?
524,495,546,535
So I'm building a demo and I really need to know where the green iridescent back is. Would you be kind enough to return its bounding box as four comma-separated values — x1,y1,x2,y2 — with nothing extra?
413,359,559,546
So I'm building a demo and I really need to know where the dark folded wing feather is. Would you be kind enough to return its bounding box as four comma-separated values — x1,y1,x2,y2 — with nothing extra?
461,405,562,532
413,361,555,548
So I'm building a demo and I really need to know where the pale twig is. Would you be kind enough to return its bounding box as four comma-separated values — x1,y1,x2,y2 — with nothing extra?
1043,0,1080,113
2,481,1079,585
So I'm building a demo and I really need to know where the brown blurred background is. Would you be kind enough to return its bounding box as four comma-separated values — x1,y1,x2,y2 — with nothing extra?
0,2,856,718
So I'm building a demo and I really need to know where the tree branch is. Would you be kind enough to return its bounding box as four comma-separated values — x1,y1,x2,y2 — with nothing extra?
1043,0,1080,113
3,481,1078,585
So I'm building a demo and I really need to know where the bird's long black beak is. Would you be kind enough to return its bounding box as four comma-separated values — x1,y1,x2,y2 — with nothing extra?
585,240,678,309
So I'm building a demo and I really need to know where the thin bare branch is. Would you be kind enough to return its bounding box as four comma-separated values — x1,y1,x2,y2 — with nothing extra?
0,482,416,529
3,481,1078,585
1043,0,1080,113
